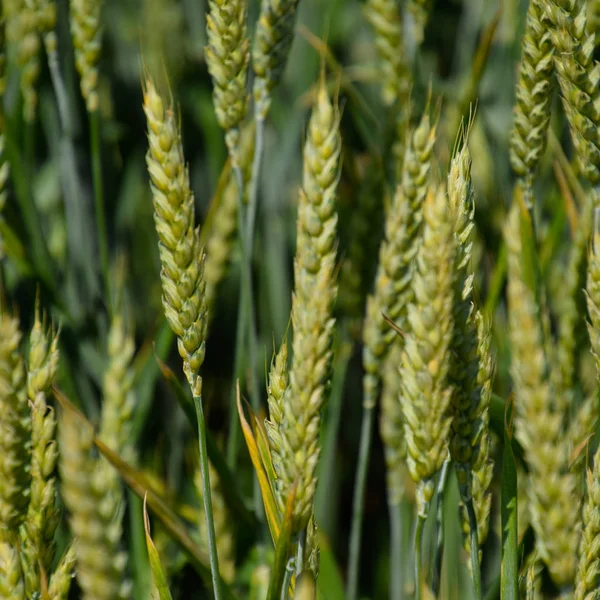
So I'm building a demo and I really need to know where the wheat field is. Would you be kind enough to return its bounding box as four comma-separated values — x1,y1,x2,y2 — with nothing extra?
0,0,599,598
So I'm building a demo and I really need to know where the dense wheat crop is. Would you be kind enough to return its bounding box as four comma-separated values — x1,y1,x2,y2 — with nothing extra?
1,0,600,598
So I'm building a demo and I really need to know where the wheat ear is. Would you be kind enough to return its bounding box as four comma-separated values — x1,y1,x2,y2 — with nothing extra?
543,0,600,184
406,0,431,46
0,540,24,599
59,407,130,599
205,0,250,163
445,140,494,563
69,0,102,112
252,0,301,119
20,308,60,596
0,312,31,534
506,198,578,586
509,0,555,181
269,82,340,534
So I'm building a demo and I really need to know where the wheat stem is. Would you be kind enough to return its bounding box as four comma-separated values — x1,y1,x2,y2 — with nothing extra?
389,502,404,600
89,110,109,300
431,459,451,596
414,514,426,600
347,403,375,600
465,498,482,600
194,395,223,600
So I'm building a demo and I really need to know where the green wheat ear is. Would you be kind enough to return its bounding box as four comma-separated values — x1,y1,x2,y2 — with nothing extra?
0,312,31,534
269,80,341,532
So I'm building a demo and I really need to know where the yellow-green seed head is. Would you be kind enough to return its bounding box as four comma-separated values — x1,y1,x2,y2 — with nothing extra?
509,0,554,179
206,0,250,158
270,83,340,530
0,313,31,532
252,0,301,118
401,185,455,518
47,546,77,600
143,78,208,395
0,540,24,598
69,0,103,112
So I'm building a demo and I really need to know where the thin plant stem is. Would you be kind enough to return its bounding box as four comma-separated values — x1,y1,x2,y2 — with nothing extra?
346,403,376,600
226,290,247,468
282,559,295,600
431,459,451,595
414,514,426,600
46,47,73,137
465,497,483,600
389,501,403,600
246,114,265,257
89,109,110,300
315,329,352,531
233,161,262,516
193,393,223,600
295,528,307,577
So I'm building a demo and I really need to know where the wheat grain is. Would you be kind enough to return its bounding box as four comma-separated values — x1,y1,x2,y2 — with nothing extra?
252,0,301,118
205,0,250,162
401,184,455,518
143,77,208,396
69,0,103,112
543,0,600,184
265,336,288,469
506,198,578,586
0,313,31,534
509,0,555,180
269,81,340,531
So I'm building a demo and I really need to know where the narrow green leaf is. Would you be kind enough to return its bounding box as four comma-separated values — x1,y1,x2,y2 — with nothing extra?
317,534,345,600
251,409,278,500
143,494,173,600
501,399,519,600
266,483,296,600
237,381,282,542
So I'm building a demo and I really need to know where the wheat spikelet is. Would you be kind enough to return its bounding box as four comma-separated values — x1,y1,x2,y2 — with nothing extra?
0,540,24,599
0,313,31,533
194,463,235,583
20,308,60,596
59,407,130,599
205,0,250,161
506,198,578,586
364,0,410,108
69,0,103,112
401,185,456,517
362,107,436,411
586,220,600,375
509,0,555,180
569,392,599,479
265,337,288,465
589,0,600,45
47,546,76,600
543,0,600,183
379,342,408,507
252,0,300,118
269,82,340,531
575,445,600,599
14,3,41,123
143,77,208,396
